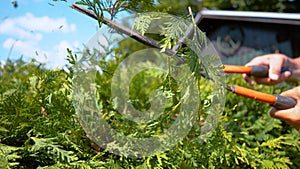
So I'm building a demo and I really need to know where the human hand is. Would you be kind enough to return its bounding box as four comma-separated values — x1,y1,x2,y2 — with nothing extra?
270,87,300,131
242,53,298,85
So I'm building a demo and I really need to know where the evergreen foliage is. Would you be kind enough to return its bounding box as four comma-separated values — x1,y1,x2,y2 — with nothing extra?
1,0,300,168
1,57,300,168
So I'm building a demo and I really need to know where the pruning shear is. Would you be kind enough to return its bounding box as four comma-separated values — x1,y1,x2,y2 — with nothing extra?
223,65,296,110
71,4,297,110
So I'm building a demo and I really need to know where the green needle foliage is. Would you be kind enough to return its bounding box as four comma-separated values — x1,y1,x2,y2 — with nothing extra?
1,53,300,169
1,0,300,168
1,56,300,168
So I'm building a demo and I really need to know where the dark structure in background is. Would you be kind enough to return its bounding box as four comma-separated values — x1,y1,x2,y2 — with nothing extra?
197,10,300,65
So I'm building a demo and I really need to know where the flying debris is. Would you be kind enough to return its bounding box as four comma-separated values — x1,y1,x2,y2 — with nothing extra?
48,3,55,6
12,1,18,8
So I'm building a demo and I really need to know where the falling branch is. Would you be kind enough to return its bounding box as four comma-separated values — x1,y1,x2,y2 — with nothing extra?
70,4,179,58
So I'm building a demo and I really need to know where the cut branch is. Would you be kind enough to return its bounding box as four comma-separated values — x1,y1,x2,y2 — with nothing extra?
70,4,183,60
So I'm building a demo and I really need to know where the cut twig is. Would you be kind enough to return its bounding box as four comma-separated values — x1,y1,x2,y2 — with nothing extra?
70,4,181,59
172,7,202,51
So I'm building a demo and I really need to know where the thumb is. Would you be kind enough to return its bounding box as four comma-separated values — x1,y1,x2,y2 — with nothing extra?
269,56,285,81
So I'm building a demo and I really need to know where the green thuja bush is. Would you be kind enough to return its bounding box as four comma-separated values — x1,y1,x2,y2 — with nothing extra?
1,53,300,168
1,1,299,168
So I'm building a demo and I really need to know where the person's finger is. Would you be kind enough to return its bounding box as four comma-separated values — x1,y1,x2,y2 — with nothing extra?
245,57,270,67
254,71,292,85
270,87,300,128
270,104,300,126
269,56,285,81
243,56,272,85
270,107,291,121
270,106,300,131
280,86,300,99
242,74,255,86
270,107,297,121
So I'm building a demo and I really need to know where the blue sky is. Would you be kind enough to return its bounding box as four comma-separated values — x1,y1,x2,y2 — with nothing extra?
0,0,100,68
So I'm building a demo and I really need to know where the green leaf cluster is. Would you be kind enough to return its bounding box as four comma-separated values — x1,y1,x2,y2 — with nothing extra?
1,1,300,168
1,46,300,169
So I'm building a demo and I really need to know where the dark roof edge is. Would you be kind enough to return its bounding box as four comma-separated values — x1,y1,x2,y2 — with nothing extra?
199,10,300,25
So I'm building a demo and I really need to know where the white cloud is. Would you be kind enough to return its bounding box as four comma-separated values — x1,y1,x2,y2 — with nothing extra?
17,13,76,33
47,40,80,67
0,13,79,68
0,19,33,38
2,38,80,68
0,13,76,37
3,38,49,63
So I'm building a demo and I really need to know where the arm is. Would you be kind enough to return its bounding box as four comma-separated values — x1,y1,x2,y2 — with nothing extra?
243,53,300,85
270,87,300,131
